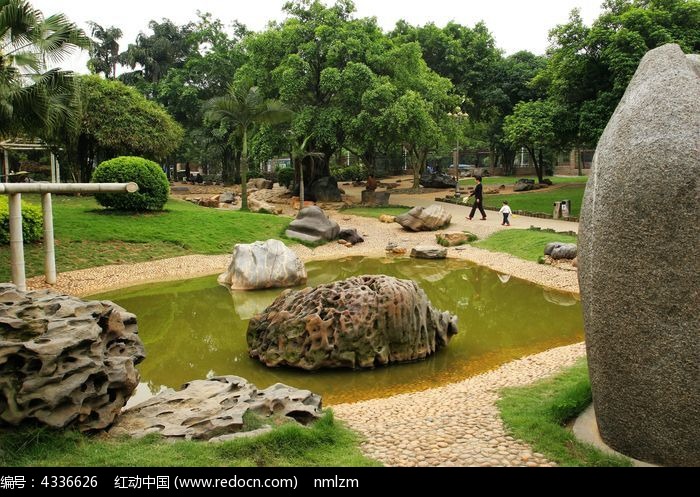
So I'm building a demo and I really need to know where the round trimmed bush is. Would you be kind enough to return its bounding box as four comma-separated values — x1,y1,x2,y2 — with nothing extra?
92,156,169,211
0,196,43,245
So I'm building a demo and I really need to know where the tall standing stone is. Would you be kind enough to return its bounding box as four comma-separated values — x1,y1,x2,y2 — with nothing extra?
578,44,699,466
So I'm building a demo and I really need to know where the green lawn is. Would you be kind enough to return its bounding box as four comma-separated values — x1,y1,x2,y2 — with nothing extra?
0,196,292,281
483,184,586,217
340,205,411,219
460,175,589,187
0,412,380,467
473,229,577,262
498,360,631,467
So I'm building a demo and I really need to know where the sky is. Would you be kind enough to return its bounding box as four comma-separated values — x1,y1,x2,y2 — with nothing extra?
32,0,604,73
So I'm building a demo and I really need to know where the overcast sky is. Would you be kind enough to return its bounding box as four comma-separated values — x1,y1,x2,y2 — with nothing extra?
32,0,604,73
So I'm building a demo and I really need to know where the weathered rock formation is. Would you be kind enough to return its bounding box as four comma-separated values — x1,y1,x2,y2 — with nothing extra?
308,177,343,202
420,172,457,189
579,44,700,466
514,179,535,192
338,228,364,245
110,376,322,441
436,232,474,246
218,239,307,290
361,190,391,206
395,205,452,232
544,242,578,260
285,206,340,243
247,178,273,190
410,246,448,259
248,197,283,215
379,214,396,224
0,284,145,431
248,275,458,370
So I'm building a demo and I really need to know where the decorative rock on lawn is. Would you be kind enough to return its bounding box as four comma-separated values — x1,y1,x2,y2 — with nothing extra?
411,246,447,259
285,206,340,243
579,44,700,467
436,232,474,246
420,172,457,189
0,284,145,431
248,197,282,214
218,239,307,290
248,275,458,370
544,242,578,260
247,178,273,190
110,376,322,441
395,205,452,232
219,192,236,204
379,215,396,224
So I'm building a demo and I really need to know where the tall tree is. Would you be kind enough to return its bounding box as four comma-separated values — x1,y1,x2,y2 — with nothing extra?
0,0,89,139
204,82,291,210
87,21,122,79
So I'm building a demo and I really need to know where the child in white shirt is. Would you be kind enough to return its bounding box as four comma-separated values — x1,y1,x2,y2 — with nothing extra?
499,201,512,226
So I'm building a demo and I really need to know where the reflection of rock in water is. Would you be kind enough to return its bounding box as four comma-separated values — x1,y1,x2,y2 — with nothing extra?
498,274,511,284
542,289,578,307
229,289,280,320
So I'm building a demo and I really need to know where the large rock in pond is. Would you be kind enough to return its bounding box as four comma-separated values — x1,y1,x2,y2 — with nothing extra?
247,275,458,370
0,284,145,431
110,376,322,441
578,44,700,466
420,172,457,189
218,239,307,290
285,206,340,243
395,205,452,232
308,176,343,202
411,246,447,259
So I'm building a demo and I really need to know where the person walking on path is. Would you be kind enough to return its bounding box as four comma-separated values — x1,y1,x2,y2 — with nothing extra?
499,200,512,226
467,176,487,221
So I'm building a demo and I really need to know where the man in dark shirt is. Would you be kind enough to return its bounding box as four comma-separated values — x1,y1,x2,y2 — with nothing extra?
467,176,487,221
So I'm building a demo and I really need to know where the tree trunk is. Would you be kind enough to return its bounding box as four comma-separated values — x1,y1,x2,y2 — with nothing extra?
240,128,249,211
526,146,544,183
222,146,234,184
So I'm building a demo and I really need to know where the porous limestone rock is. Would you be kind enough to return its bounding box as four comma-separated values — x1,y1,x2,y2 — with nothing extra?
436,232,473,247
0,284,145,431
218,239,307,290
247,275,458,370
110,376,321,440
410,246,448,259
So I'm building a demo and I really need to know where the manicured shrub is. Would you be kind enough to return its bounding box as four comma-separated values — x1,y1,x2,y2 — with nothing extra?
0,196,43,244
92,156,169,211
277,167,294,189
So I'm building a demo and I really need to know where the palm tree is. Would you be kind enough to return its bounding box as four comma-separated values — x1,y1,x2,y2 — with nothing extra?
289,134,323,211
204,82,291,210
87,21,122,79
0,0,89,139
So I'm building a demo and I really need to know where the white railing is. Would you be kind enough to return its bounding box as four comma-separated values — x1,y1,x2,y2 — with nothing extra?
1,183,138,290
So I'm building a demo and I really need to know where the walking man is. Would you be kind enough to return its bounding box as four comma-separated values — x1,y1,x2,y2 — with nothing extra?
467,176,487,221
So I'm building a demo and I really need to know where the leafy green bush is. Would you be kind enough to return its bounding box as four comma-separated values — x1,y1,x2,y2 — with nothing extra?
277,167,294,189
0,196,43,244
330,164,367,182
92,156,169,211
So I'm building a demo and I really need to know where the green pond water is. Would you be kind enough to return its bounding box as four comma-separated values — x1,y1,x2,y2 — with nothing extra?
93,257,583,404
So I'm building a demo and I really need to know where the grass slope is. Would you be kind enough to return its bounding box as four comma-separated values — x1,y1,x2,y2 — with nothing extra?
0,196,292,281
473,229,577,262
498,360,631,467
340,206,411,219
0,412,380,467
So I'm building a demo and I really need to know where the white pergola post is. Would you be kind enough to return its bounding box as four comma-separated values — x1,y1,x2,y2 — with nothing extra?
2,148,8,183
42,193,56,284
9,193,26,291
1,182,138,290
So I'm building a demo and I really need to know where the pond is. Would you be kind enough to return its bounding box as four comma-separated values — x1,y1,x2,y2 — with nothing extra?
92,257,583,404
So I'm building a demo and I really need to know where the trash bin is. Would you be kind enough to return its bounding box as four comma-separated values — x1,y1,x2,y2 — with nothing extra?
553,201,562,219
561,199,571,218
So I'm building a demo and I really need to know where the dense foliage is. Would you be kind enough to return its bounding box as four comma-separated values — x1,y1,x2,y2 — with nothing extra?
0,196,43,244
92,156,170,211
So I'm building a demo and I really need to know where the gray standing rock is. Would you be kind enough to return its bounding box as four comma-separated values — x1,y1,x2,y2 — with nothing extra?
218,239,307,290
545,242,578,260
411,246,448,259
338,228,364,245
579,44,700,466
248,275,458,370
285,206,340,243
396,205,452,232
110,376,322,440
0,284,145,431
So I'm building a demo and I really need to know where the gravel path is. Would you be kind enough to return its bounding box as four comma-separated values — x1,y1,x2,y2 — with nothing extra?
333,343,586,467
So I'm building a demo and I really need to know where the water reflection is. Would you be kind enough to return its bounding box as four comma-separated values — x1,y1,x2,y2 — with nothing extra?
93,257,584,404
